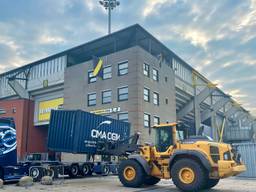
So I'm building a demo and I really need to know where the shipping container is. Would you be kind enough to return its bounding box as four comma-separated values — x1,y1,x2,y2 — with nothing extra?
48,110,130,154
234,143,256,178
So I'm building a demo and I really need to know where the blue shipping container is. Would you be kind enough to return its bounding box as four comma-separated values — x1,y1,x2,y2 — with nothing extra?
48,110,130,154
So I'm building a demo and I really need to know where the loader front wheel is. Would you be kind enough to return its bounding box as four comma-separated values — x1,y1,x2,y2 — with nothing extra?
144,176,160,185
118,159,145,188
171,158,207,192
205,178,219,189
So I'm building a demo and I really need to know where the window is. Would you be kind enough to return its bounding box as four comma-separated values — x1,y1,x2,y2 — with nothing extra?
118,112,129,122
88,70,97,83
154,116,160,125
144,113,151,128
118,61,128,76
103,66,112,79
165,98,168,104
144,87,150,102
153,92,159,105
153,68,159,81
88,93,96,106
102,90,112,104
118,86,128,101
165,76,168,82
143,63,150,77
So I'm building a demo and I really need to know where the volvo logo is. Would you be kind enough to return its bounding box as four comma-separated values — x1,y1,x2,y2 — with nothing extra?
0,126,17,154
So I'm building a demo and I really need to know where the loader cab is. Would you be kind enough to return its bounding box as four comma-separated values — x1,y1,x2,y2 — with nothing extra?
153,122,177,152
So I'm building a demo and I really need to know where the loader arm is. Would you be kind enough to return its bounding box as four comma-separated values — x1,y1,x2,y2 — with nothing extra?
96,132,140,156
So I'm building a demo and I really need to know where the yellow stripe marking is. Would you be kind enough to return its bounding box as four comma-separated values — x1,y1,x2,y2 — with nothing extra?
93,58,103,76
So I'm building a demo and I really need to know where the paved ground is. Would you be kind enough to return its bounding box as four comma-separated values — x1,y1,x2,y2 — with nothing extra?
2,176,256,192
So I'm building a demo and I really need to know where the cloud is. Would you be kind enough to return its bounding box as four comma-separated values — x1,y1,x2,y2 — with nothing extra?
228,89,248,99
235,0,256,31
181,28,210,50
142,0,173,17
84,0,98,11
0,37,19,51
39,34,66,44
0,0,255,116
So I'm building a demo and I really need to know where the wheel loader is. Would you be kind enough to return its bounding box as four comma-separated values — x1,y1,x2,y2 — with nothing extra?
99,122,246,192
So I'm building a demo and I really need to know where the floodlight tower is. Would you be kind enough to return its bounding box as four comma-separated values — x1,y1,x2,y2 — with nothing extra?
99,0,120,34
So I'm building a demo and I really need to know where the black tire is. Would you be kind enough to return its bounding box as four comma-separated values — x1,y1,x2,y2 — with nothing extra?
81,164,91,177
144,176,160,185
118,159,145,188
30,167,43,182
205,178,220,189
102,165,110,176
0,168,4,180
171,158,207,192
46,167,55,179
68,164,79,178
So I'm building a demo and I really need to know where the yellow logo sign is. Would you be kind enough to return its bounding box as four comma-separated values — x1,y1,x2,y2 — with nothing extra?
90,107,121,115
93,58,103,76
38,98,64,122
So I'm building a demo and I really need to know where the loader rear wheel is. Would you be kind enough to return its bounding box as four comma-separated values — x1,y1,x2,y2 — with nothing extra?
205,178,220,189
171,158,207,192
118,159,145,188
144,176,160,185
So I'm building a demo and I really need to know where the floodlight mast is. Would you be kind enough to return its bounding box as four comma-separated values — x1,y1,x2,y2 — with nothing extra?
99,0,120,34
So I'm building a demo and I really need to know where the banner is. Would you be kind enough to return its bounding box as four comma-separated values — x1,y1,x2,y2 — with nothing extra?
38,98,64,122
92,56,103,78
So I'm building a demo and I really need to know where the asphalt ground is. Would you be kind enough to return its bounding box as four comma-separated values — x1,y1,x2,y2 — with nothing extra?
2,176,256,192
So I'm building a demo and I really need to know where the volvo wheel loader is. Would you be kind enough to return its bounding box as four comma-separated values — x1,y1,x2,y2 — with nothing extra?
98,122,246,192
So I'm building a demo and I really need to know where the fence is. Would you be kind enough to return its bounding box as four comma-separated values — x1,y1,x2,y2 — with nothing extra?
234,143,256,178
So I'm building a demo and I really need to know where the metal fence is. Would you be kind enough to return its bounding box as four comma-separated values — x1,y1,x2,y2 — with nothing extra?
234,143,256,178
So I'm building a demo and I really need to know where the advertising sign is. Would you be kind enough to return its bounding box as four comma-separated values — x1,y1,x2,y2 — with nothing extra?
38,98,64,122
90,107,121,115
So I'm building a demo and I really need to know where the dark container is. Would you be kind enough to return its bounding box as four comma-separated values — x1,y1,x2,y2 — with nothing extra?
48,110,130,154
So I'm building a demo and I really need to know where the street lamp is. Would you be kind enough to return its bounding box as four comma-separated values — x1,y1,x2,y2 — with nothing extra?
99,0,120,34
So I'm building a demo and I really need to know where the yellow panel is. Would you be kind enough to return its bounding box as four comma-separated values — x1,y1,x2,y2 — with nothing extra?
38,98,64,122
153,122,177,128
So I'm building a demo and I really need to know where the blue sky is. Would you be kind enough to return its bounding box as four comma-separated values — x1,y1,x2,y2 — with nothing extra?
0,0,255,115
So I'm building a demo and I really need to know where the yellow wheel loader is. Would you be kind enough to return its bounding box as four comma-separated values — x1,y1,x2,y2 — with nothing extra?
98,122,246,192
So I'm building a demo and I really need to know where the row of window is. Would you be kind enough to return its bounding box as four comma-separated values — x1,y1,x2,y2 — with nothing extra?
144,113,160,128
143,63,159,81
105,112,160,128
30,56,66,79
144,87,169,105
88,61,128,83
1,56,66,91
105,112,129,122
172,58,192,83
87,86,128,106
144,88,160,105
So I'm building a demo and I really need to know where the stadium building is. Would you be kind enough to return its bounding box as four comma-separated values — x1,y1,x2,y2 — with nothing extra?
0,24,255,160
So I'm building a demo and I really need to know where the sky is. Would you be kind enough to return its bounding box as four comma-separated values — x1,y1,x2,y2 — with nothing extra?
0,0,255,116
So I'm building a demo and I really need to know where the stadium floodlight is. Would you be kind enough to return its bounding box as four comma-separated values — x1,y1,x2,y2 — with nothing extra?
99,0,120,34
